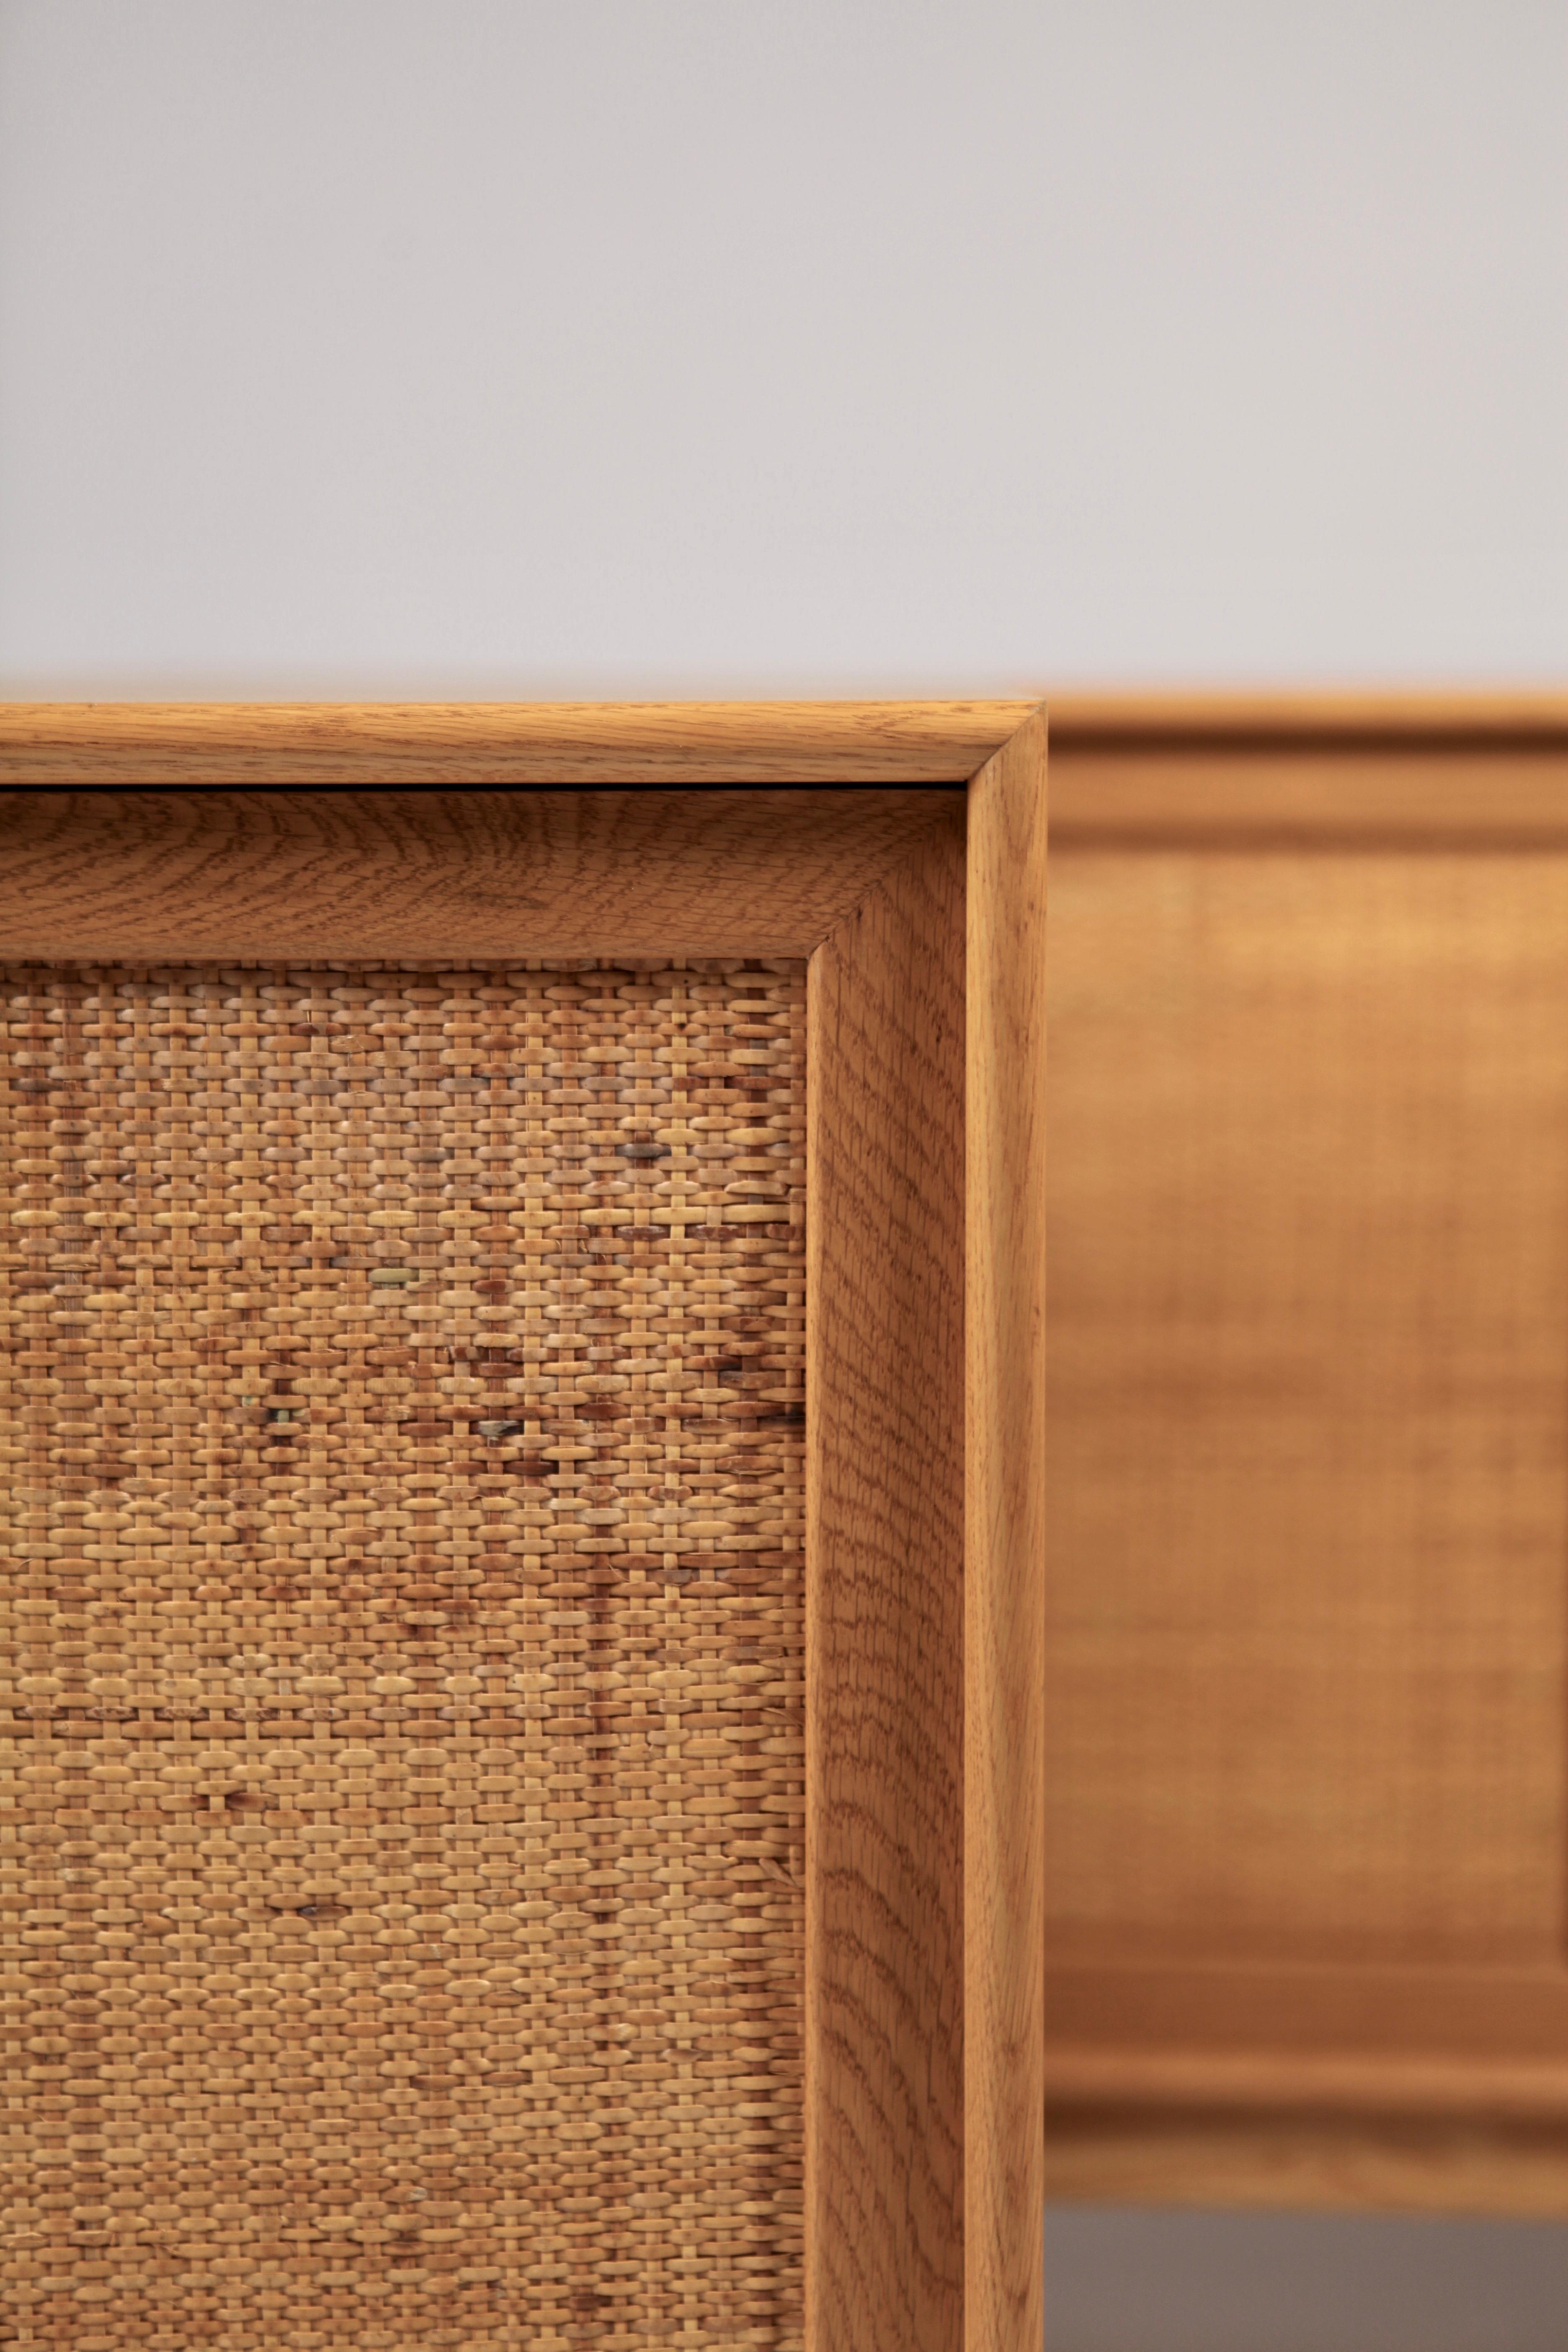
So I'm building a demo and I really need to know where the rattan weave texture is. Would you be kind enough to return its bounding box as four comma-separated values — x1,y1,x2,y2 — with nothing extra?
1,959,805,2349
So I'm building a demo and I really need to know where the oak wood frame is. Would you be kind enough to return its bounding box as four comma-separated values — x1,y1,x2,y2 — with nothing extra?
1046,690,1568,2219
0,700,1048,2351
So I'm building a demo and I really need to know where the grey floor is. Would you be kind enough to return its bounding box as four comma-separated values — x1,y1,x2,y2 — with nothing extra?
1043,2207,1568,2352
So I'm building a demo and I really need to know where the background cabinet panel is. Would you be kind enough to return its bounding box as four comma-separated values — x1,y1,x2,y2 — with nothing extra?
1044,697,1568,2213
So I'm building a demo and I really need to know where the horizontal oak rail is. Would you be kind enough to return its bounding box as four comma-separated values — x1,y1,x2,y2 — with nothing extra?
1045,2049,1568,2124
1046,690,1568,748
1048,690,1568,842
0,698,1039,786
0,786,962,961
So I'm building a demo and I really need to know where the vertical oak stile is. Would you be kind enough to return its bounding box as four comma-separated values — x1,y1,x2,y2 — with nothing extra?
965,713,1048,2352
805,807,968,2352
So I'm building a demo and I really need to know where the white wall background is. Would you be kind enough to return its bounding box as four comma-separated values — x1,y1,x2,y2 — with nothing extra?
5,5,1568,2347
1,0,1565,696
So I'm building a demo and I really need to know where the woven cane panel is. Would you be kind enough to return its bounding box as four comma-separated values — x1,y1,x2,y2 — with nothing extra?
1046,851,1568,1967
0,959,806,2351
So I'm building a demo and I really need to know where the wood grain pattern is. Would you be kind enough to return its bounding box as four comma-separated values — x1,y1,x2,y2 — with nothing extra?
965,715,1047,2352
1043,2109,1568,2218
0,787,964,959
0,699,1039,784
805,806,967,2352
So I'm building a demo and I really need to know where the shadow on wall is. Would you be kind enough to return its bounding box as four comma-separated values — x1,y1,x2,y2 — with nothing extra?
1043,2205,1568,2352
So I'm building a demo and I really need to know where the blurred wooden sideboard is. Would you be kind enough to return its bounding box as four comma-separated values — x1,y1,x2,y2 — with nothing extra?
1043,693,1568,2214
